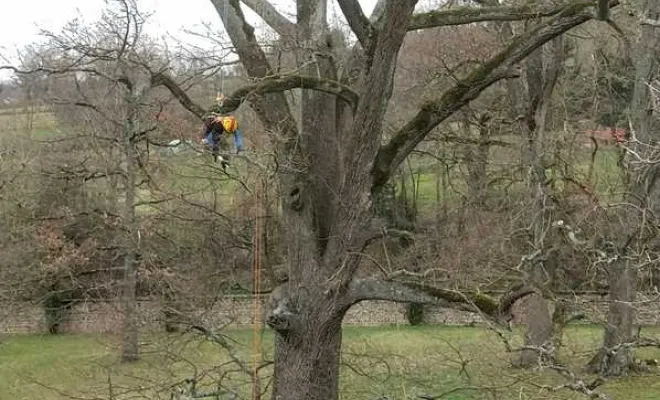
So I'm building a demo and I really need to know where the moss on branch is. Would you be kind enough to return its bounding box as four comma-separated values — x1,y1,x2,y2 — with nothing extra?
348,279,534,320
214,75,359,114
408,1,617,30
151,72,358,119
372,1,620,193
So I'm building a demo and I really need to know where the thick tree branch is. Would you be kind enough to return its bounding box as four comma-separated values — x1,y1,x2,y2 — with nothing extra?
369,0,387,23
210,0,298,136
152,71,357,118
214,75,359,113
408,1,595,30
346,279,534,320
347,279,450,306
150,72,206,118
325,0,419,279
240,0,296,38
337,0,374,48
598,0,610,20
371,1,618,192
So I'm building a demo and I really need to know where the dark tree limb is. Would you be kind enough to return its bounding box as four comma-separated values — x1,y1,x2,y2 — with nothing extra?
152,72,358,118
324,0,419,280
346,279,450,306
215,75,359,113
150,72,206,118
598,0,610,20
408,1,595,30
337,0,375,48
346,279,534,321
240,0,296,38
371,1,618,193
210,0,298,137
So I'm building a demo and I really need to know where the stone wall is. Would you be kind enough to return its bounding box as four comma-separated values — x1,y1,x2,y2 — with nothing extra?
2,293,660,335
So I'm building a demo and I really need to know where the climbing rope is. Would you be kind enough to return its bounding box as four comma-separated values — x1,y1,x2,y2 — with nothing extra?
251,176,264,400
215,0,228,101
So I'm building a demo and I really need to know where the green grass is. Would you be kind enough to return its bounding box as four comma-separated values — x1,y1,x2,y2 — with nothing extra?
133,151,249,216
2,325,660,400
396,145,625,214
0,111,58,138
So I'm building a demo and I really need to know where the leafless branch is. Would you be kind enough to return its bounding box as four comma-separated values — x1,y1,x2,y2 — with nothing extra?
372,1,618,192
153,71,358,119
408,1,613,30
209,0,298,137
346,279,534,321
240,0,296,38
149,72,206,118
215,74,359,112
337,0,375,48
530,364,610,399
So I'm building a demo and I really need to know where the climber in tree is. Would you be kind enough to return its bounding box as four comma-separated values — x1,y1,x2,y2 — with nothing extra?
210,93,245,154
200,112,230,170
200,92,246,170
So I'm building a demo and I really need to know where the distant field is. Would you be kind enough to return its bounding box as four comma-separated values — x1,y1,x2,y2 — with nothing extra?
1,325,660,400
0,107,626,219
0,110,57,138
396,145,624,214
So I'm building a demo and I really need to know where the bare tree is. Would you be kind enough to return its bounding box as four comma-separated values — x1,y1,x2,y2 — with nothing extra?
588,0,660,376
1,0,173,362
514,34,566,367
148,0,622,398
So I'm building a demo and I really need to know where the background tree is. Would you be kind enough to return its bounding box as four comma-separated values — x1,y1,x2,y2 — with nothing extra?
588,0,660,376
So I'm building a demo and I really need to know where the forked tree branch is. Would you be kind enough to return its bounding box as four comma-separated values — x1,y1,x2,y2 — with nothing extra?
210,0,298,136
214,75,359,113
346,279,534,321
152,71,358,118
370,0,387,22
151,72,207,118
337,0,375,48
240,0,296,38
408,1,597,30
371,1,619,193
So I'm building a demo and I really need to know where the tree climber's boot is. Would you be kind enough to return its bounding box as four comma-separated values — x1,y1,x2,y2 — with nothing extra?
217,155,229,171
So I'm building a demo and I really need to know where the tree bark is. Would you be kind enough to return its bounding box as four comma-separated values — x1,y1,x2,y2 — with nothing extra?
120,84,142,363
516,293,553,367
588,0,660,374
587,258,637,375
270,296,344,400
516,31,564,368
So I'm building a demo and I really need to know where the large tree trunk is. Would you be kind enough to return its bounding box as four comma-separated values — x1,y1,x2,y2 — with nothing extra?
588,0,660,375
268,0,418,397
271,296,344,400
517,293,553,367
516,35,564,368
587,258,637,375
120,86,142,363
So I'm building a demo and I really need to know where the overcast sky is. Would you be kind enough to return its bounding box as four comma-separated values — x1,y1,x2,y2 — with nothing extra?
0,0,380,79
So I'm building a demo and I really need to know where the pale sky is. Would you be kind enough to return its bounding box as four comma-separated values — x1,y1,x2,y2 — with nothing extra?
0,0,380,80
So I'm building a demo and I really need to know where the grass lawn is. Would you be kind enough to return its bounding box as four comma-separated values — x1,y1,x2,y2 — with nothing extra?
2,325,660,400
396,145,625,214
0,110,57,138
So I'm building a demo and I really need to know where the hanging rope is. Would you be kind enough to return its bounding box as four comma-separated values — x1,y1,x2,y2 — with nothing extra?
219,69,225,99
251,175,264,400
219,0,228,97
